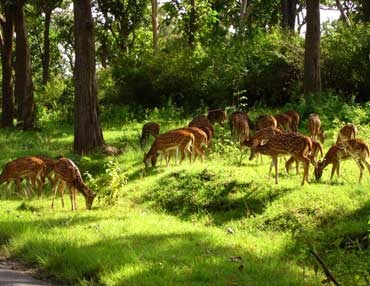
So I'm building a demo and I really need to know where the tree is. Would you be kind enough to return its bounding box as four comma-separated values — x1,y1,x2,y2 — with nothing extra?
14,0,35,130
33,0,63,85
73,0,105,154
281,0,297,30
0,0,15,128
151,0,158,52
304,0,321,97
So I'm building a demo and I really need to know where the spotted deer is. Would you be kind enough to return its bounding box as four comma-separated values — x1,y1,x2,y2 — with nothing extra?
51,157,96,210
144,129,194,168
207,109,227,127
250,133,312,185
274,114,291,132
255,115,278,132
229,111,253,137
286,137,323,174
231,113,250,144
336,123,358,144
140,122,160,149
315,139,370,183
308,113,325,143
177,127,208,162
0,156,46,197
34,155,57,193
241,127,283,149
188,115,214,144
283,110,300,132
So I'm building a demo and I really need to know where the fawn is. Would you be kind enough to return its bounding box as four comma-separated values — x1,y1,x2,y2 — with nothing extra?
51,157,96,210
144,129,194,168
250,132,312,185
140,122,160,149
308,113,325,143
207,109,227,127
336,123,358,144
282,110,300,132
255,115,278,132
315,139,370,183
274,114,291,132
0,156,46,197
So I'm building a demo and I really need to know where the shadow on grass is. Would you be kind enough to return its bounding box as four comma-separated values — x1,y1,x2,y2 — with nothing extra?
3,220,315,286
137,169,296,225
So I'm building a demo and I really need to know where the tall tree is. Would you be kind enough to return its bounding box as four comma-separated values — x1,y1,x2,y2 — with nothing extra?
34,0,63,85
151,0,158,52
0,1,15,128
304,0,321,97
281,0,297,30
14,0,35,130
73,0,105,154
360,0,370,22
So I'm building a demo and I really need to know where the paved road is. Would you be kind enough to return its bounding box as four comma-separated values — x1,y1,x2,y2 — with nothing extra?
0,262,49,286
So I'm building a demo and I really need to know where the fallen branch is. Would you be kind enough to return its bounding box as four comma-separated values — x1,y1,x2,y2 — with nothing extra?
310,249,340,286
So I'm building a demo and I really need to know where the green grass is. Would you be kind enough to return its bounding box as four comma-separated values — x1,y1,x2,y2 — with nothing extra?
0,118,369,286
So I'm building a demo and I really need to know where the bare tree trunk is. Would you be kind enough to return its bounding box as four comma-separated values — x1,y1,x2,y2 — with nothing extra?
188,0,196,48
281,0,297,30
73,0,105,155
42,8,51,85
0,2,15,128
304,0,321,98
335,0,350,26
14,1,34,130
151,0,158,52
361,0,370,22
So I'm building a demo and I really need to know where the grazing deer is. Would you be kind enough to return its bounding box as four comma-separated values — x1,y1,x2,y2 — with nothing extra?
229,111,253,136
34,155,57,192
52,157,96,210
241,127,283,149
283,110,300,132
315,139,370,183
231,114,250,144
336,123,358,144
255,115,278,132
144,129,194,168
274,114,291,132
0,156,46,197
207,109,227,127
314,144,350,181
178,127,208,162
188,115,214,144
250,133,312,185
140,122,160,149
308,113,325,143
286,137,323,173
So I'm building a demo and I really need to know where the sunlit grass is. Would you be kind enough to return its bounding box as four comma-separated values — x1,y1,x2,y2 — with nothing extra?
0,118,369,286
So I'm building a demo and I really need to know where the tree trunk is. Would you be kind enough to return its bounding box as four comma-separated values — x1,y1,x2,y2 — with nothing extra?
42,8,51,85
73,0,105,155
281,0,297,31
304,0,321,97
188,0,196,48
335,0,350,26
151,0,158,52
0,2,15,128
14,1,35,130
362,0,370,22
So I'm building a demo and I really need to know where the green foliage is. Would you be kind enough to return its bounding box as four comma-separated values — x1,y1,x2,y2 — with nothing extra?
321,23,370,102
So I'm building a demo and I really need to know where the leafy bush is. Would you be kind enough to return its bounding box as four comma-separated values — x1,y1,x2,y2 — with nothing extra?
321,23,370,102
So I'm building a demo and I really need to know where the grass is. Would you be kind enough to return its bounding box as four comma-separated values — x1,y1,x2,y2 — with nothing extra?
0,115,369,286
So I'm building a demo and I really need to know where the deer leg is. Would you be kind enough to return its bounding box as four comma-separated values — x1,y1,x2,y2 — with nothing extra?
272,156,278,184
51,179,60,208
362,158,370,176
354,159,364,183
301,157,310,185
